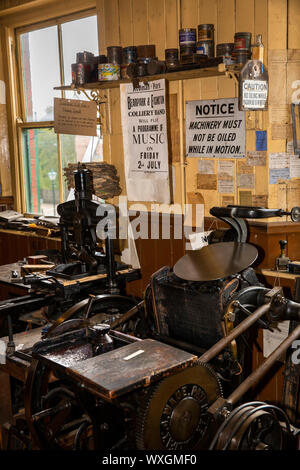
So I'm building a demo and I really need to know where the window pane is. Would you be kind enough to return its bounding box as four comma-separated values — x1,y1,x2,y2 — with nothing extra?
22,128,59,215
61,128,103,200
61,15,98,86
20,27,61,121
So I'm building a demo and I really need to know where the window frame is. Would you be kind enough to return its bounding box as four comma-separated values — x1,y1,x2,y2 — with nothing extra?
14,8,98,214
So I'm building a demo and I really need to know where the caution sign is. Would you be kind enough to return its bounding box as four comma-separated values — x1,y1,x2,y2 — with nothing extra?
186,97,245,158
242,80,268,109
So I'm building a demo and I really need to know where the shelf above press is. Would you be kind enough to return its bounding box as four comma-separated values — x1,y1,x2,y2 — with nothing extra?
54,63,242,92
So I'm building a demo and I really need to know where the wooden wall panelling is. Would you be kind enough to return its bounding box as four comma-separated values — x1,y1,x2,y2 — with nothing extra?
165,0,178,49
288,0,300,49
217,0,235,43
268,0,287,50
119,0,134,46
181,0,200,213
148,0,165,60
132,0,148,45
235,0,255,35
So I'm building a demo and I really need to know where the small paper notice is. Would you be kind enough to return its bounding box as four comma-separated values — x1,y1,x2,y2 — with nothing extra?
218,161,235,193
246,151,267,166
197,173,217,190
239,190,252,205
54,97,97,136
237,174,255,188
198,159,215,174
252,194,268,207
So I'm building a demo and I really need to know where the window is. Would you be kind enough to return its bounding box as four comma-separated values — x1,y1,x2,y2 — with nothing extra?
17,12,102,215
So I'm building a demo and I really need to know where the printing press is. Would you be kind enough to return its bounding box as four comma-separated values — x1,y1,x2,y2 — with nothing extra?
0,165,142,339
2,186,300,450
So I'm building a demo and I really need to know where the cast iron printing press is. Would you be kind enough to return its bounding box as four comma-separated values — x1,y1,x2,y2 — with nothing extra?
0,165,142,338
1,178,300,450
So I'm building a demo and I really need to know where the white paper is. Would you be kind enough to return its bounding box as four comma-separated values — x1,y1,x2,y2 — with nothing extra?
120,79,170,203
263,321,290,358
287,140,300,155
186,98,245,158
0,80,5,105
218,160,235,177
237,174,255,188
198,159,215,174
269,153,290,170
0,340,5,365
188,230,212,250
120,222,141,269
290,154,300,178
218,180,235,193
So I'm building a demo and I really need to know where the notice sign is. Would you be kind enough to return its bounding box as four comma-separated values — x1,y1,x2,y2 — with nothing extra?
186,97,245,158
54,98,97,136
120,79,170,203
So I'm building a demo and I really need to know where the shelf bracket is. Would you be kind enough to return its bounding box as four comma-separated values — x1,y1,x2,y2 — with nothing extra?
70,87,107,127
225,70,239,84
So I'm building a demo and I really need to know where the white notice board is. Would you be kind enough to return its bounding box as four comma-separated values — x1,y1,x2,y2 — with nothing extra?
186,97,245,158
120,79,170,203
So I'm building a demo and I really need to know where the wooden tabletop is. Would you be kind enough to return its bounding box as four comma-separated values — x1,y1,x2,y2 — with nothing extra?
261,268,300,280
41,338,197,400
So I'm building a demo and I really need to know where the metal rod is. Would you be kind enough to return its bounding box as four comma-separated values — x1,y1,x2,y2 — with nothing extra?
227,322,300,406
110,301,144,329
199,303,270,363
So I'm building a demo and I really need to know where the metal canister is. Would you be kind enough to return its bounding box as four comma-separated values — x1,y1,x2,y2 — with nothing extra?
180,45,196,59
216,43,235,65
165,48,179,69
107,46,123,65
136,44,156,59
216,43,234,57
179,28,196,46
122,46,137,64
196,40,214,58
198,24,214,41
98,63,120,81
232,48,251,65
234,32,252,50
72,63,91,85
76,51,94,63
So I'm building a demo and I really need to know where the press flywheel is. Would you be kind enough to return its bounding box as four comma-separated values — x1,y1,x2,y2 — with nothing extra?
135,362,222,450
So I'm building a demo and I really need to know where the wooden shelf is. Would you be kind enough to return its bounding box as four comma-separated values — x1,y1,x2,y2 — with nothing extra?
54,64,242,91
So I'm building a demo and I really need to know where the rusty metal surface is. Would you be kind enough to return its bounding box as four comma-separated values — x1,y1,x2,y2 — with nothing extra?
173,242,258,281
39,338,197,400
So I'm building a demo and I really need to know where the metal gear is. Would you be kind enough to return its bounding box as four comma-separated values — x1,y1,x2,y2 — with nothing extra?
135,362,222,450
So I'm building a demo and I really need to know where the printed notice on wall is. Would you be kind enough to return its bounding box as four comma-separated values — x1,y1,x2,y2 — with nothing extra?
120,79,170,203
54,98,97,136
186,98,245,158
217,161,235,193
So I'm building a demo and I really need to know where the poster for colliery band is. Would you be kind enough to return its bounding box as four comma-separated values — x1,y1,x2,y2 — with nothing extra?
120,79,170,203
186,97,245,158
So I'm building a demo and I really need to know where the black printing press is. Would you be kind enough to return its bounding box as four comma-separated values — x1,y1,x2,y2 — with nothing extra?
2,201,300,450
